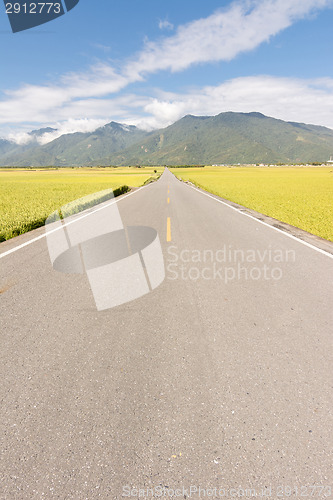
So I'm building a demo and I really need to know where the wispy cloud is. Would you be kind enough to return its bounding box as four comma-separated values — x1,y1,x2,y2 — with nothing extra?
0,63,129,126
1,0,332,139
126,0,332,75
36,118,110,144
158,19,174,31
6,76,333,144
92,43,112,53
6,132,35,145
134,76,333,130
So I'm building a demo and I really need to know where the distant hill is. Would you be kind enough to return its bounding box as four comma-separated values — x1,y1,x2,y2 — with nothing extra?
0,126,58,162
0,139,16,157
103,112,333,166
1,112,333,166
28,127,57,137
0,122,150,166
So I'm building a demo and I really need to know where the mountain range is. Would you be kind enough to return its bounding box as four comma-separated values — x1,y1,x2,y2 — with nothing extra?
1,112,333,166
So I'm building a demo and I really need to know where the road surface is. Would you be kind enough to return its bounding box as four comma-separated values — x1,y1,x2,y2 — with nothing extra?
1,169,332,499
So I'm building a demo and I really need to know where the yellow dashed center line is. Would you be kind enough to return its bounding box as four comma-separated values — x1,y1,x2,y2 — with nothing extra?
167,217,172,242
167,197,170,204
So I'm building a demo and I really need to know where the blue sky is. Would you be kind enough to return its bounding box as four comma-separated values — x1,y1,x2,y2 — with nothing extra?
1,0,333,144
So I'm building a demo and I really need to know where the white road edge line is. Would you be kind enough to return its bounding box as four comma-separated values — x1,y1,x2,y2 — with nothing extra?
0,185,147,260
186,183,333,260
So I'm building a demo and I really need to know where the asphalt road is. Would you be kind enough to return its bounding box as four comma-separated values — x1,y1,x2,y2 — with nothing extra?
1,168,332,499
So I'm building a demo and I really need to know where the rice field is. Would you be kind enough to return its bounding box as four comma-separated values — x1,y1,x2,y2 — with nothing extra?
0,167,162,242
170,166,333,241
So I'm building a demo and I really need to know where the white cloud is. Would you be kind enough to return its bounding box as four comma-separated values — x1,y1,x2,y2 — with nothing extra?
36,118,110,144
4,76,333,143
0,63,128,126
126,0,333,76
7,132,35,145
92,43,112,53
136,76,333,130
158,19,174,30
0,0,333,138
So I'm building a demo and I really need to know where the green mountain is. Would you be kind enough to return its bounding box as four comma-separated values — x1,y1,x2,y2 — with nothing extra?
1,113,333,166
28,127,57,137
0,127,58,162
102,112,333,165
0,139,16,157
0,122,149,166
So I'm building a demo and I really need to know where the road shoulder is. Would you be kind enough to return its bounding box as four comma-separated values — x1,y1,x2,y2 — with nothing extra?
180,178,333,256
